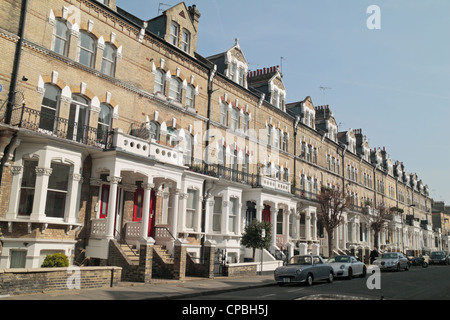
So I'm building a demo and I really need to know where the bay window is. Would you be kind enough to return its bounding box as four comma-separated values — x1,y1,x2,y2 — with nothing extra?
18,160,38,216
229,198,238,233
45,163,70,218
186,189,197,229
213,196,222,232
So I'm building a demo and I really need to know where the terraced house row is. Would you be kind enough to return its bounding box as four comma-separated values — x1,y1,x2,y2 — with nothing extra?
0,0,445,277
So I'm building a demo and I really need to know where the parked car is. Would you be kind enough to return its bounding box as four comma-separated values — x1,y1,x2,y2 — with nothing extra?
373,252,409,271
327,255,367,279
429,251,450,265
274,255,334,286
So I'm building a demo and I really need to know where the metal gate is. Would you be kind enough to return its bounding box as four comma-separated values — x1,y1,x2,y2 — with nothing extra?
213,248,226,276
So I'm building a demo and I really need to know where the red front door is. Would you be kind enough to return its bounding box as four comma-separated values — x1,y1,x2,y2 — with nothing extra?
262,205,271,223
99,185,110,219
133,188,157,238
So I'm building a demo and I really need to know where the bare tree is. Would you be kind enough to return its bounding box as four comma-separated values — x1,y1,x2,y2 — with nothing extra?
369,205,394,248
317,187,351,258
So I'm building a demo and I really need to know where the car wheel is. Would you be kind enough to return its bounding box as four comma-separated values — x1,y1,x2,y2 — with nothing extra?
306,273,313,286
347,268,353,280
360,266,367,278
327,272,334,283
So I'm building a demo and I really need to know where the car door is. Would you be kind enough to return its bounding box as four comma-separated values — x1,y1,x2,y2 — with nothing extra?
398,254,406,268
351,256,362,275
312,256,326,279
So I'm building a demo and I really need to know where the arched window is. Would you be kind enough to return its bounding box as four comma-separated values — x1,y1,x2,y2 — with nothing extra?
68,94,90,143
97,103,113,142
39,84,61,132
78,31,96,68
184,134,194,165
166,127,179,147
154,69,165,94
52,19,70,56
220,103,228,126
149,121,160,141
185,84,195,109
101,43,117,77
169,77,182,102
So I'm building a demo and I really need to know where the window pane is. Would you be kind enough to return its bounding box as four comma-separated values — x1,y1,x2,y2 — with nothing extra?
186,190,196,209
19,189,34,216
45,190,66,218
10,251,27,268
21,160,38,187
48,163,70,191
154,70,165,93
101,43,116,76
169,78,181,101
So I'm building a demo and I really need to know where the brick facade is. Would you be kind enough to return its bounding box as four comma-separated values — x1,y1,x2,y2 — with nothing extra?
0,0,441,284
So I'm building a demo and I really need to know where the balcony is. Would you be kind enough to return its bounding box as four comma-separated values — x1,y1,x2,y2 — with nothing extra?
6,105,111,148
187,159,260,187
261,175,291,193
111,129,183,166
292,187,318,202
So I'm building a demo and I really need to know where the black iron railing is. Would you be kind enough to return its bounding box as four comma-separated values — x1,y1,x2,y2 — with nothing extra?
291,187,318,202
5,105,113,149
187,159,261,188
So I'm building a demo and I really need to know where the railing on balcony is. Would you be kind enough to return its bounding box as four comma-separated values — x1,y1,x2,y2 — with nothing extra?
261,176,291,193
111,129,184,166
291,187,318,202
186,159,261,188
6,105,112,148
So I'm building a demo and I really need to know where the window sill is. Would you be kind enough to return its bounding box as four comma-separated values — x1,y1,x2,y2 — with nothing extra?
0,217,82,235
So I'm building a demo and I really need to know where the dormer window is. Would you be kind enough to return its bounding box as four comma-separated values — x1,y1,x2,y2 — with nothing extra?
170,21,179,46
181,29,190,53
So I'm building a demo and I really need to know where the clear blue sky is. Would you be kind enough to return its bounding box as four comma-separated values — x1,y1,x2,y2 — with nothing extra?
116,0,450,206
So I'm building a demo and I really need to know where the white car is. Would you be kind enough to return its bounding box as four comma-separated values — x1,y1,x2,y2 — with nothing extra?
327,255,367,279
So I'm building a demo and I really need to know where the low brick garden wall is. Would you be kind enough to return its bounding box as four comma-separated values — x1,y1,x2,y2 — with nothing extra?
223,263,258,277
0,266,122,296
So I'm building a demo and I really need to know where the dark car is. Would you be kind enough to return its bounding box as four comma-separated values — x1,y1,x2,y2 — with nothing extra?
274,254,334,286
429,251,449,265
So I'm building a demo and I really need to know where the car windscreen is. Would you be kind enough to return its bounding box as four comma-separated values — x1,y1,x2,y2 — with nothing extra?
381,253,398,259
334,256,351,263
289,256,312,265
431,252,444,257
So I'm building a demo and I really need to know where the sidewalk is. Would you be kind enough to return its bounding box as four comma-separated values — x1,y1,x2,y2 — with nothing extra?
0,274,276,300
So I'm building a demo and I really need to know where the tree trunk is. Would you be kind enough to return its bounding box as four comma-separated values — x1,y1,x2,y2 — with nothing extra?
327,230,334,258
373,230,379,249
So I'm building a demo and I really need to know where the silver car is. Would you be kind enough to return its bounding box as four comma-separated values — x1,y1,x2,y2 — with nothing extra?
373,252,409,271
274,254,334,286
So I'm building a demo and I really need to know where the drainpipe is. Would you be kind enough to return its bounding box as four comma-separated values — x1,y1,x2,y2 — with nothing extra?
5,0,28,125
200,64,217,263
293,116,300,189
0,0,28,188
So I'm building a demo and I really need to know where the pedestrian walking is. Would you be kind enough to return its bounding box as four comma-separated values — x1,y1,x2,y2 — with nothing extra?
369,246,379,264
